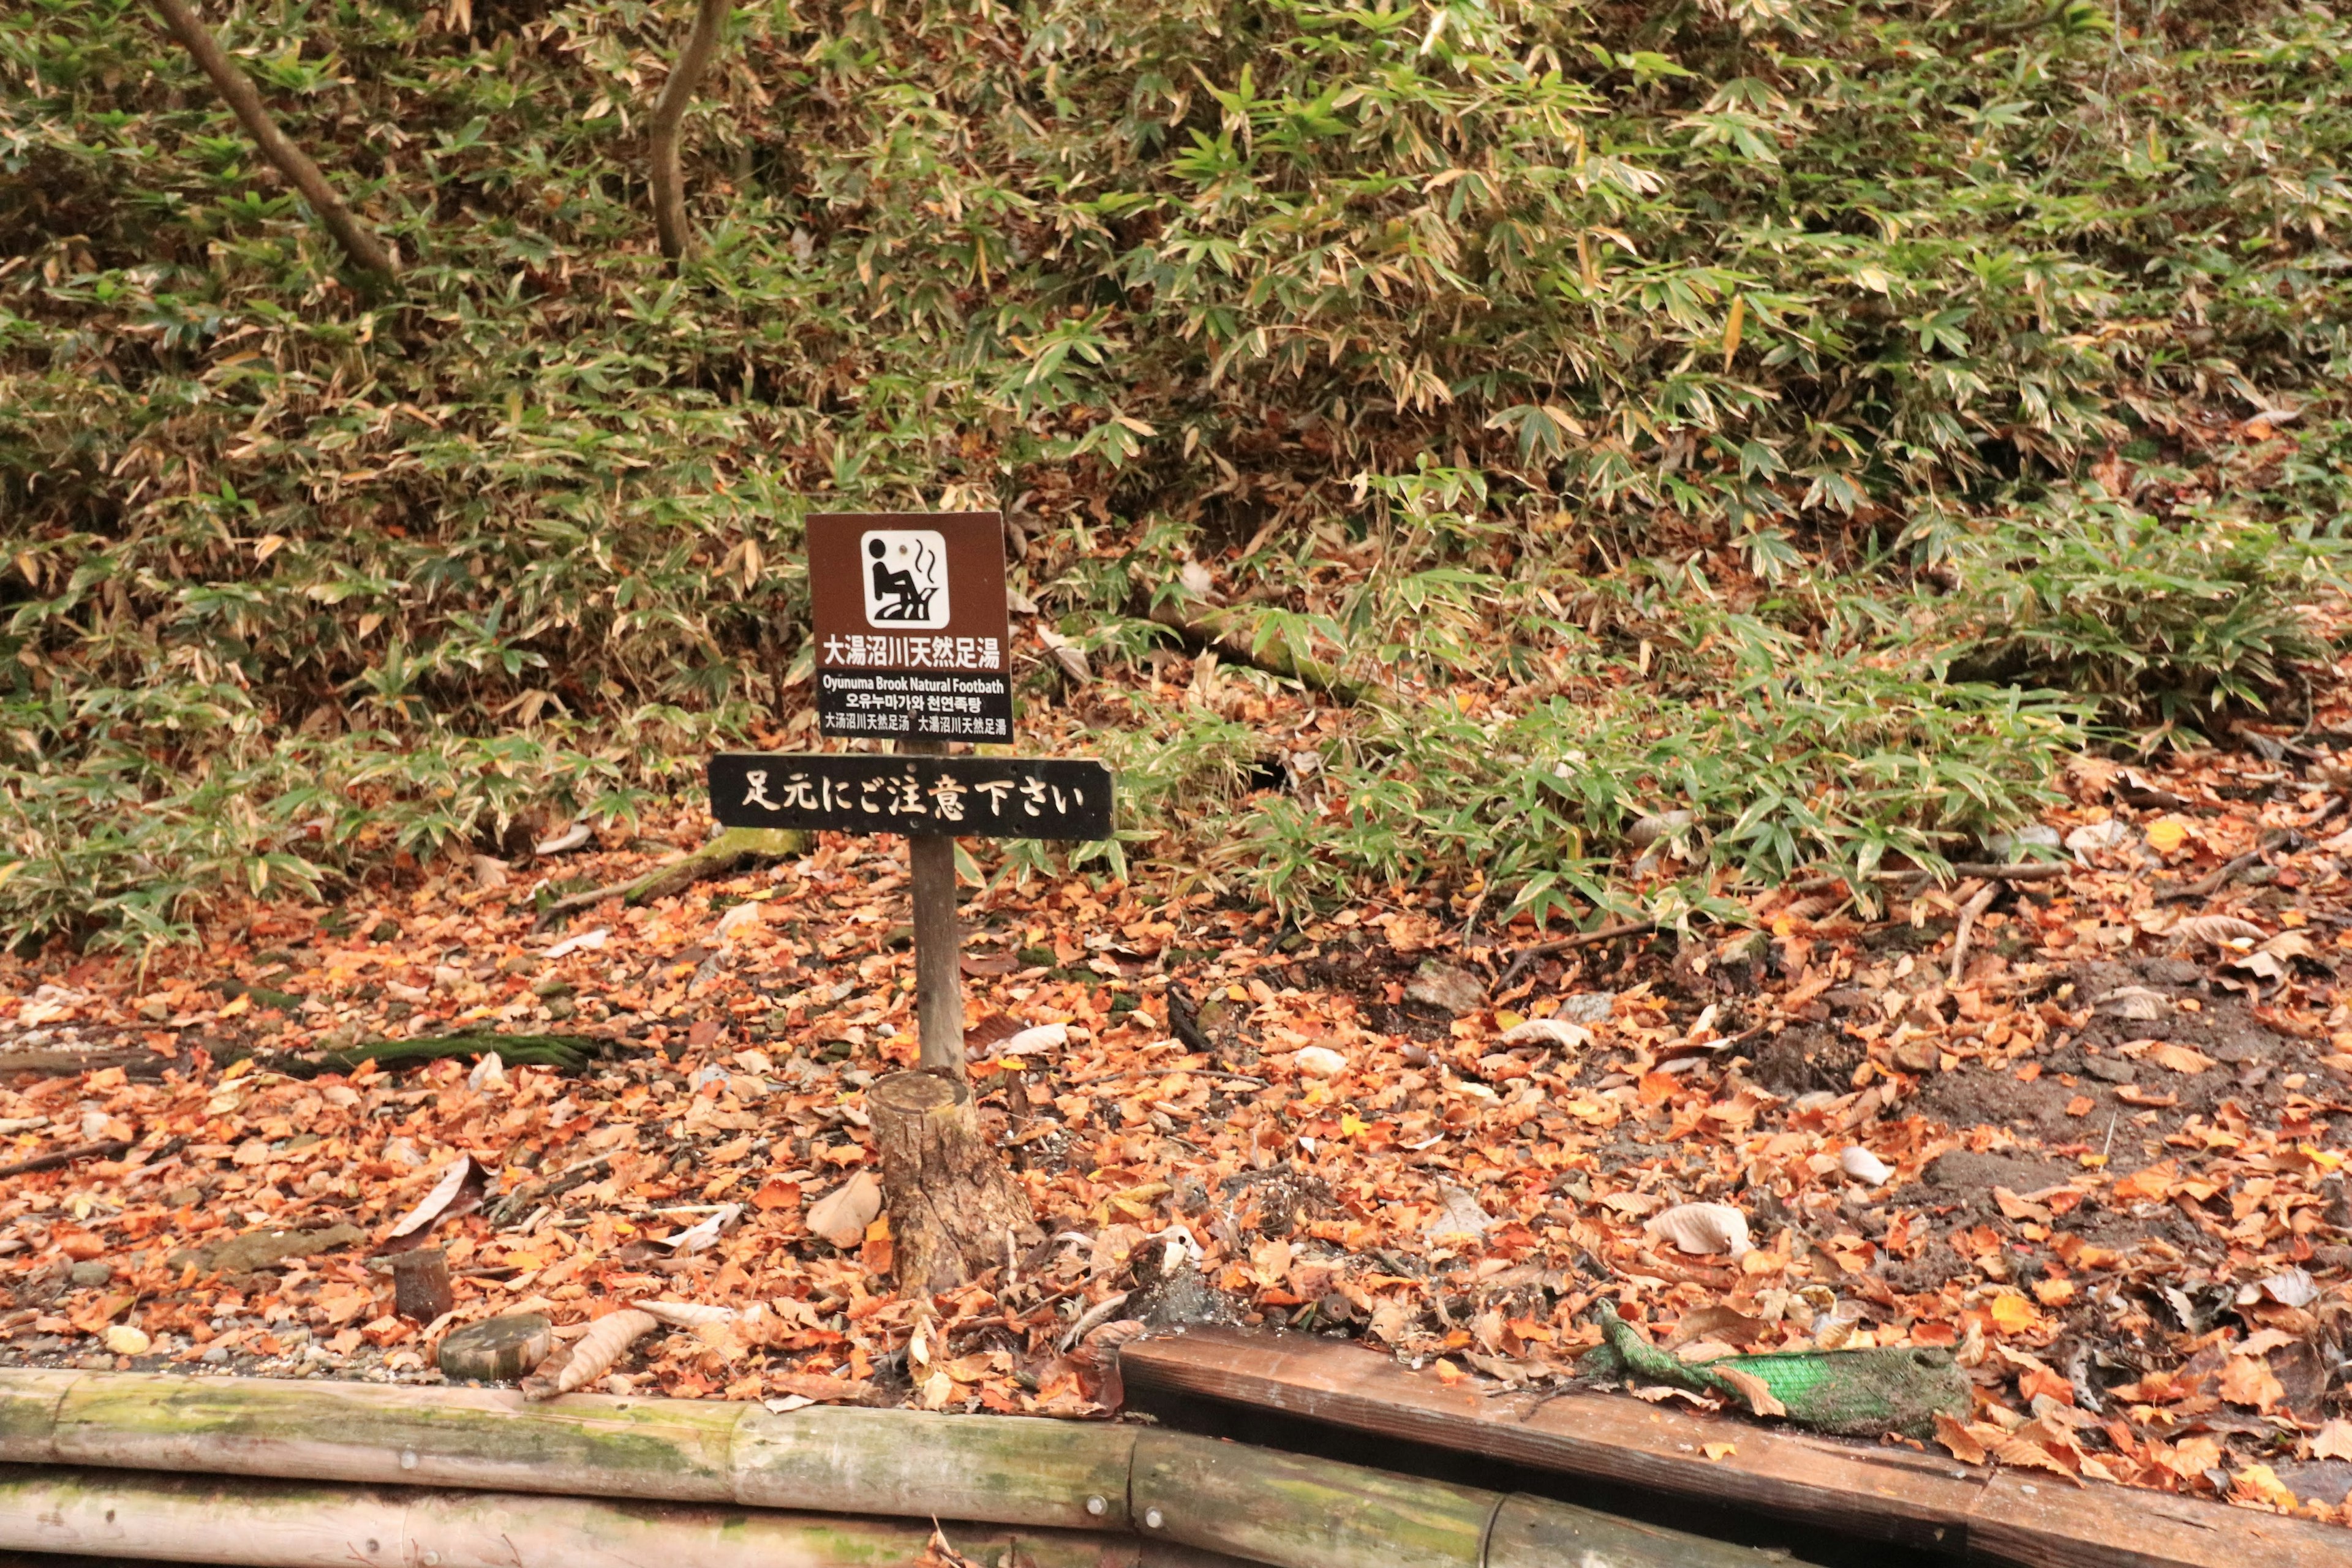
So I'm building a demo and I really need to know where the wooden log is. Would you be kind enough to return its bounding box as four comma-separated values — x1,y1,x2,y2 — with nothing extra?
731,1405,1136,1530
0,1370,1137,1531
27,1373,746,1501
0,1463,1221,1568
869,1070,1041,1292
1126,1431,1772,1568
1116,1327,2352,1568
1129,1430,1489,1568
1484,1493,1768,1568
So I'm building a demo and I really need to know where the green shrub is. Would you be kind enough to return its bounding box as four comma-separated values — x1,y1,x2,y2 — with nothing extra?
1929,490,2339,733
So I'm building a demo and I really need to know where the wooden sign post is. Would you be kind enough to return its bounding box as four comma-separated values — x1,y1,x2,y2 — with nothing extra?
709,512,1108,1289
711,513,1112,1079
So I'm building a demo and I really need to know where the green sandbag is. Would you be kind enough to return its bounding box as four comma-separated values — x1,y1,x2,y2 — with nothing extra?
1581,1302,1970,1439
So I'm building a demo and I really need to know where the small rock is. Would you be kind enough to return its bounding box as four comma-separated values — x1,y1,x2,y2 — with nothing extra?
1555,992,1616,1024
102,1325,151,1357
2084,1058,2137,1085
68,1261,113,1289
1406,961,1485,1016
200,1345,230,1364
1889,1038,1940,1075
1627,810,1696,848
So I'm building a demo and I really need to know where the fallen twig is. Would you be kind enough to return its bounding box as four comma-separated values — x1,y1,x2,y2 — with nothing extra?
486,1152,614,1226
2158,849,2263,903
0,1139,131,1179
1147,599,1370,705
149,0,398,276
1947,881,2000,987
1498,919,1657,990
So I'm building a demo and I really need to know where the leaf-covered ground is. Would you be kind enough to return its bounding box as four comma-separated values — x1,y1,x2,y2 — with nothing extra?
4,690,2351,1525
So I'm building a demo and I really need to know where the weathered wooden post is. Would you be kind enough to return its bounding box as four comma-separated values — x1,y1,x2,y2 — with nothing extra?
709,511,1109,1286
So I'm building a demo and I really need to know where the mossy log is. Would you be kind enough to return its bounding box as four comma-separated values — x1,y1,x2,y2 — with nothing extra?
0,1369,1782,1568
542,826,808,921
0,1464,1215,1568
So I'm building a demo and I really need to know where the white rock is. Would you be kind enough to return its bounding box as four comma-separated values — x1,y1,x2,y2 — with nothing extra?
1293,1045,1349,1079
1555,992,1616,1024
102,1325,151,1357
1839,1147,1893,1186
1644,1202,1751,1259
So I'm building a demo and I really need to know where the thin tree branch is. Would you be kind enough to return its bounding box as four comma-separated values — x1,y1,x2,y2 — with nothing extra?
647,0,732,264
149,0,398,277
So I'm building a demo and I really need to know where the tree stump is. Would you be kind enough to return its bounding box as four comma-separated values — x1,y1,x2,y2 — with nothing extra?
388,1246,454,1322
870,1070,1041,1292
434,1312,553,1382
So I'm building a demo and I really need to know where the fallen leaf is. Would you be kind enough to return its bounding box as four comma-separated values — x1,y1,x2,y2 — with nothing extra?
385,1155,485,1241
523,1308,657,1400
2176,915,2267,946
1500,1017,1593,1050
1712,1365,1787,1419
2147,1042,2215,1076
2312,1420,2352,1462
1936,1412,1987,1465
660,1203,741,1255
2217,1353,2285,1412
807,1171,882,1248
1644,1202,1750,1258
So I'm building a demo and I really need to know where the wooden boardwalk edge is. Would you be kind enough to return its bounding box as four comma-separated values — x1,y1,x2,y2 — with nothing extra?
1116,1327,2342,1568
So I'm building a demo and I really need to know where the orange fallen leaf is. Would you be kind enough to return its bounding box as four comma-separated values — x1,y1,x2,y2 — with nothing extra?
1935,1413,1986,1465
2217,1352,2284,1413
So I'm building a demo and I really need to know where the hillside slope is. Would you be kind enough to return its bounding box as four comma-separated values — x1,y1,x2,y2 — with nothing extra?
4,0,2351,944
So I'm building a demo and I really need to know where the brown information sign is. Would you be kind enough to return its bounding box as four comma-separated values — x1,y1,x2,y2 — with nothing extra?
807,511,1012,742
709,753,1111,840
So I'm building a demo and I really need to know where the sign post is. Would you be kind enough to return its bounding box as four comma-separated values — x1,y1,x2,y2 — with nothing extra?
712,511,1111,1082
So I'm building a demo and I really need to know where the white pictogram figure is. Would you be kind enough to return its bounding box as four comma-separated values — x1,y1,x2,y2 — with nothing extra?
860,529,950,629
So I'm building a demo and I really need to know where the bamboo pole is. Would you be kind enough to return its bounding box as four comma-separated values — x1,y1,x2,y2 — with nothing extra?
0,1370,1781,1568
0,1464,1229,1568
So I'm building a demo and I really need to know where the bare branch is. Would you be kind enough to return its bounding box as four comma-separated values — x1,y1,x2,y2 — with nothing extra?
149,0,398,277
647,0,733,265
